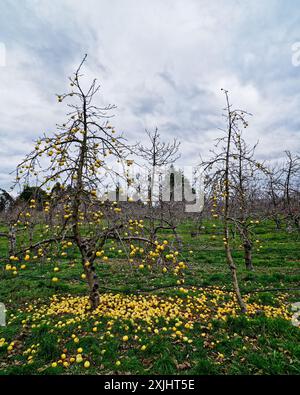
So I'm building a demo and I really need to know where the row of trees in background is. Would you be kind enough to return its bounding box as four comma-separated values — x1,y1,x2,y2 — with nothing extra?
1,148,299,231
0,56,299,311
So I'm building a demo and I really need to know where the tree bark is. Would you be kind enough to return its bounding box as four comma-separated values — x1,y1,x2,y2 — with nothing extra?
225,230,247,312
244,241,254,271
83,258,100,309
8,225,16,256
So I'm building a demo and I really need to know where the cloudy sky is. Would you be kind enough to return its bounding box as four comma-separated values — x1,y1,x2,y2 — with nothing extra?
0,0,300,189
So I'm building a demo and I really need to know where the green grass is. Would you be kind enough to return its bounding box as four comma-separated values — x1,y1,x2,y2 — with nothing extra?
0,220,299,375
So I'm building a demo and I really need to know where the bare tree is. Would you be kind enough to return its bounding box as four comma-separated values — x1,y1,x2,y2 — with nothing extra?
14,55,130,308
137,128,180,207
134,128,183,248
0,189,18,256
264,164,284,230
11,56,186,308
229,133,268,270
201,90,251,312
282,151,300,231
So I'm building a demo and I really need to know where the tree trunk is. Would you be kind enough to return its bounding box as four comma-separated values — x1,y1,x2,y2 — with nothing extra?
222,90,247,313
8,225,16,256
225,236,247,313
274,217,281,230
83,259,100,309
244,242,254,271
147,172,152,208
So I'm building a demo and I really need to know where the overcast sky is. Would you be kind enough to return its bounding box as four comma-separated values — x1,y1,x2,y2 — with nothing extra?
0,0,300,190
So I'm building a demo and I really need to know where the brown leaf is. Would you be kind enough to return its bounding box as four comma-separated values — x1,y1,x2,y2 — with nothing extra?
176,361,191,370
142,358,153,368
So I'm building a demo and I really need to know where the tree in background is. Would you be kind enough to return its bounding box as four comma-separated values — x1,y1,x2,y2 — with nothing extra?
264,163,284,230
137,128,180,208
0,189,17,256
0,189,14,212
135,128,183,246
228,132,268,271
282,151,300,231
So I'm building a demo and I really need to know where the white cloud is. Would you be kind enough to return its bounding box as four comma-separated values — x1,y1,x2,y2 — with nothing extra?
0,0,299,189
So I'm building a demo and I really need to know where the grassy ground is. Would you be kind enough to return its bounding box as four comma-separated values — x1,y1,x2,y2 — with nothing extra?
0,220,299,375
